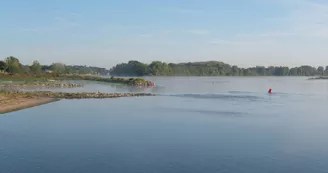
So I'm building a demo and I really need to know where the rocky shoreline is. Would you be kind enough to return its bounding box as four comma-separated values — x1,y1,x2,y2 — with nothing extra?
1,90,154,99
0,82,84,89
308,76,328,80
0,75,156,114
30,91,154,99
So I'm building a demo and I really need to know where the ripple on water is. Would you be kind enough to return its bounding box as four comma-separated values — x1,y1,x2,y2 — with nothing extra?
158,93,262,101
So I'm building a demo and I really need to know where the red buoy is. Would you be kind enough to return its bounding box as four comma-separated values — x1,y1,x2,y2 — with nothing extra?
268,88,272,94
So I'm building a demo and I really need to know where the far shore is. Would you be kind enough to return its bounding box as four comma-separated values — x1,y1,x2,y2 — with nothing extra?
0,90,154,114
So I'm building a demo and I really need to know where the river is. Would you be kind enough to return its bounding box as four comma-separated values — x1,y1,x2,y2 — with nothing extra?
1,77,328,173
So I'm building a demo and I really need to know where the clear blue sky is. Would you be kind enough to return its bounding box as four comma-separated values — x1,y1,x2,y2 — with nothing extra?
1,0,328,68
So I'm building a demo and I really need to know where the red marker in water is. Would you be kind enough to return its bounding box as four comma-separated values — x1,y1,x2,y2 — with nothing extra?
268,88,272,94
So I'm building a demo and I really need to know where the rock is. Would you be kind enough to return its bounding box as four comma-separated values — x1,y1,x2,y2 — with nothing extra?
0,82,84,89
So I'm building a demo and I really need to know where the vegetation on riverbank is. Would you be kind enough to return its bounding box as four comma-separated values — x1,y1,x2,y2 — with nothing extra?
0,73,154,87
109,60,328,76
55,74,155,86
0,56,155,86
0,57,157,114
0,80,84,89
3,56,328,78
0,56,110,75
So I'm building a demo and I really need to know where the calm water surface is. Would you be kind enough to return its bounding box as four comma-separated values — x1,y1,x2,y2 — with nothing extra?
1,77,328,173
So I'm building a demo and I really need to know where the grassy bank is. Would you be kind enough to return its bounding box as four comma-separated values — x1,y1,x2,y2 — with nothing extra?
56,74,154,86
0,80,84,89
0,73,155,86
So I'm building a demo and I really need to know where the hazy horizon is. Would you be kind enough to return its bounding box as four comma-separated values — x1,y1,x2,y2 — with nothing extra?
1,0,328,68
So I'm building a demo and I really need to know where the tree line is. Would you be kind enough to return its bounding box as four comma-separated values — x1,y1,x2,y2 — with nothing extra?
0,56,110,75
109,60,328,76
2,56,327,77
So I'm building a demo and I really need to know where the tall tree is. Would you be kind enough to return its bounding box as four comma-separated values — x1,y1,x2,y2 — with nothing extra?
0,61,7,72
5,56,21,74
30,60,42,74
232,65,239,76
21,65,31,74
50,63,66,73
317,66,324,76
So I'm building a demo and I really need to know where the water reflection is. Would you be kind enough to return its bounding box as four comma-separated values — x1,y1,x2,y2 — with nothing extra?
2,77,328,173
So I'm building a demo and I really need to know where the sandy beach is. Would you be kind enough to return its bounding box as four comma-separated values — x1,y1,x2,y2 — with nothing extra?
0,90,153,114
0,94,58,114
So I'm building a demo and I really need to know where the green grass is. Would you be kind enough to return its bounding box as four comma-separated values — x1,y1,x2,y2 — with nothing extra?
0,73,153,86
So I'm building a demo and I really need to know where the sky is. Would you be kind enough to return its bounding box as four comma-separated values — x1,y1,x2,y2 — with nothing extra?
1,0,328,68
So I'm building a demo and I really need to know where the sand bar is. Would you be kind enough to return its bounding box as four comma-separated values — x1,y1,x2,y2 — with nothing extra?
0,90,154,114
0,94,58,114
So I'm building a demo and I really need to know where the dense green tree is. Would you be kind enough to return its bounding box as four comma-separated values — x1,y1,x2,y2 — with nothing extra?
109,60,149,76
289,67,298,76
109,60,328,77
5,56,22,74
1,56,111,75
30,60,42,74
128,60,149,76
231,65,239,76
318,66,324,76
21,65,31,74
50,63,66,73
149,61,171,75
0,61,7,72
254,66,265,76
